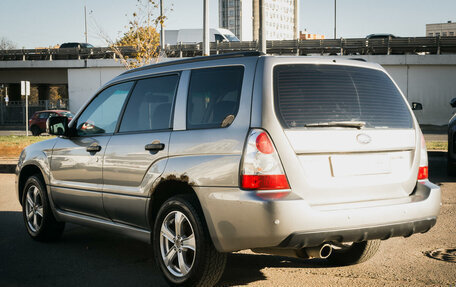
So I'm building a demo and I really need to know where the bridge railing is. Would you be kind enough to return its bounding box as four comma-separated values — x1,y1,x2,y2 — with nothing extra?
1,37,456,61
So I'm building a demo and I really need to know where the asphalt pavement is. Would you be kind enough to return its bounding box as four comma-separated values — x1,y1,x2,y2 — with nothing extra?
0,152,455,286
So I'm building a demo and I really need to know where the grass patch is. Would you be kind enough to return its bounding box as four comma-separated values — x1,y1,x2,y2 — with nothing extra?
426,141,447,151
0,135,55,158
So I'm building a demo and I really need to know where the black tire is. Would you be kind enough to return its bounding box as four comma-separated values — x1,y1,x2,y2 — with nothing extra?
31,126,41,136
326,240,381,266
153,195,227,287
22,175,65,241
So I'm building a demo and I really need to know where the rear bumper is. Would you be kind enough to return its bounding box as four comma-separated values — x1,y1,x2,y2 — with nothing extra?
196,180,441,252
278,217,436,249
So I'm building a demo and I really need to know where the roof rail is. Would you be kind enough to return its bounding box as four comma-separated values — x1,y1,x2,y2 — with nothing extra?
349,58,367,62
122,51,265,75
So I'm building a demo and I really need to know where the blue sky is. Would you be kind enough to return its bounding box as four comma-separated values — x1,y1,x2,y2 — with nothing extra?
1,0,455,48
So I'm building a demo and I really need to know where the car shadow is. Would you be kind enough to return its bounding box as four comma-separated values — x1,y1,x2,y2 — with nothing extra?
1,211,335,287
217,253,331,287
0,211,167,287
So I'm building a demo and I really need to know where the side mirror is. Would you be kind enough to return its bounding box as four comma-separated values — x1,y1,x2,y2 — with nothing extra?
450,98,456,108
411,102,423,111
46,116,68,136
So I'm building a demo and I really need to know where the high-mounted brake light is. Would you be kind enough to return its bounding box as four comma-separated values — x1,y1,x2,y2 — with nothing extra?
241,129,290,199
418,132,428,181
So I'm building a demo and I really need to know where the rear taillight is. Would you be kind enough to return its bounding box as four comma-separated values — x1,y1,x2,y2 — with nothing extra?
418,132,428,181
241,129,290,199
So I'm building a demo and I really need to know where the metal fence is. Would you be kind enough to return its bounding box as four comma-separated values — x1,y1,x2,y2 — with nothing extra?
1,37,456,61
0,100,68,125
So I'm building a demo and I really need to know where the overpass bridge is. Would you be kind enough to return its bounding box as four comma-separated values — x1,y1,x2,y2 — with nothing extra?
1,38,456,127
1,36,456,60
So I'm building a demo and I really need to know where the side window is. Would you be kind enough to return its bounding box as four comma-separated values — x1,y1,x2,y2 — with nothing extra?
76,82,133,136
187,66,244,129
214,34,225,42
119,74,179,132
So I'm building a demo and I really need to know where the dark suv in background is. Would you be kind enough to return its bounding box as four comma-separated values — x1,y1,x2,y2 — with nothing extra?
448,98,456,175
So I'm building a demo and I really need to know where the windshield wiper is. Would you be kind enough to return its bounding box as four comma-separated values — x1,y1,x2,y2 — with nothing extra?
305,121,366,129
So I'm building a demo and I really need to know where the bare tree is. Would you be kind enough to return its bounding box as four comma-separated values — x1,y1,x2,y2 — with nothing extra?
0,37,17,50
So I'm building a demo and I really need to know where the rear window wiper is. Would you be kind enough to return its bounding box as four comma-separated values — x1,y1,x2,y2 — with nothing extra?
304,121,366,129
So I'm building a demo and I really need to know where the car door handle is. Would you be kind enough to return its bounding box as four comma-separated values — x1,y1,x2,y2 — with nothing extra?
86,144,102,153
145,142,165,151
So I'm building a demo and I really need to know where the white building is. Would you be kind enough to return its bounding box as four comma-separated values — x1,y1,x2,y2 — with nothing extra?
426,21,456,37
219,0,299,41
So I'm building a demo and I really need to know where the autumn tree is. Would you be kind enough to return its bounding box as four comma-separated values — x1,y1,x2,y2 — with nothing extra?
98,0,169,69
115,25,161,69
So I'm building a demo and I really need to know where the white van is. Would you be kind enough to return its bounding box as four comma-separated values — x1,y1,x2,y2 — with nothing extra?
165,28,239,45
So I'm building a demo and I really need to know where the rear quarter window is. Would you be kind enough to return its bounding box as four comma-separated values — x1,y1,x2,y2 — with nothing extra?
187,66,244,129
274,64,413,129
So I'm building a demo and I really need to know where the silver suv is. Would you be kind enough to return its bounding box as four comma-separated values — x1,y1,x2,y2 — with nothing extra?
16,52,441,287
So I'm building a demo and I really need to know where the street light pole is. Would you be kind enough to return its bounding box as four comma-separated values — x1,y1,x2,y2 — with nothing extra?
259,0,266,54
160,0,165,51
203,0,210,56
84,5,88,43
334,0,337,39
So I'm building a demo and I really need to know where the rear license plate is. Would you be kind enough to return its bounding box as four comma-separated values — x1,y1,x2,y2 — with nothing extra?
330,154,391,177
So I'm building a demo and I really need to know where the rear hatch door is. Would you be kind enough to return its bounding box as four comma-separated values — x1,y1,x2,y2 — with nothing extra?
270,62,418,206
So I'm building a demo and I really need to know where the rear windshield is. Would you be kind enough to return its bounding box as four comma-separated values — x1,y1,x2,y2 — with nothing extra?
274,64,413,129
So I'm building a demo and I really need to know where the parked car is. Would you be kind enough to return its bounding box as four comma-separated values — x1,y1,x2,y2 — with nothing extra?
59,42,94,49
366,33,397,39
28,110,74,136
16,52,441,287
447,98,456,175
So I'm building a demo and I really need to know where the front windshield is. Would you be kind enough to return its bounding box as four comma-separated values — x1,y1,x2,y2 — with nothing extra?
223,34,240,42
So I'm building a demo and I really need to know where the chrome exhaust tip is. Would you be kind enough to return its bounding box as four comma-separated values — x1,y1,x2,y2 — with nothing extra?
304,243,333,259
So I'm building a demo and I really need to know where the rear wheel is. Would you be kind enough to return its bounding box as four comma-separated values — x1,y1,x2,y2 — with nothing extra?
326,240,381,266
22,175,65,241
153,195,227,287
31,126,41,136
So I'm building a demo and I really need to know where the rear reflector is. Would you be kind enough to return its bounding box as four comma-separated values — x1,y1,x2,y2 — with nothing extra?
242,174,290,190
418,166,428,180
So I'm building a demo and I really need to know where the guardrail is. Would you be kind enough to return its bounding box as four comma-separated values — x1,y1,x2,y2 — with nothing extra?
1,37,456,61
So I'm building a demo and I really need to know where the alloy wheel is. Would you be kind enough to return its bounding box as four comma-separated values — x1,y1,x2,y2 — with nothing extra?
25,185,44,232
159,211,196,277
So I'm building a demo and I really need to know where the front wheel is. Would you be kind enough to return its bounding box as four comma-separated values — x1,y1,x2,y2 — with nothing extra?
153,195,227,287
22,175,65,241
326,240,381,266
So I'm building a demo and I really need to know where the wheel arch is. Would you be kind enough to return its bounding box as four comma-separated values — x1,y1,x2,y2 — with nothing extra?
149,179,202,227
18,164,46,205
148,178,219,248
